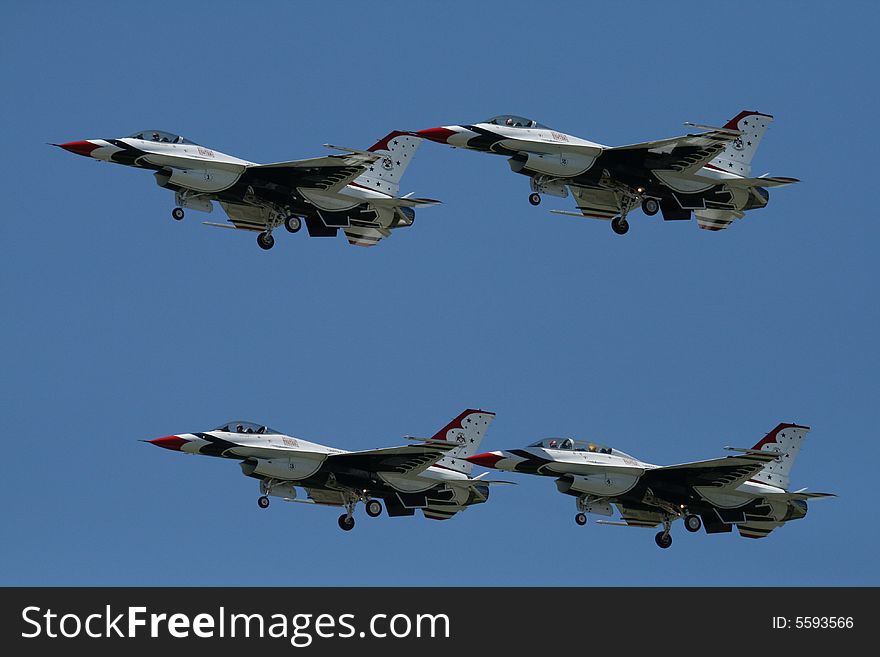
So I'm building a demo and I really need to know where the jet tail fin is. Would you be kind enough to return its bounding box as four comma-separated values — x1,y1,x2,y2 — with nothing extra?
747,423,811,490
708,110,774,176
428,409,496,475
353,131,424,197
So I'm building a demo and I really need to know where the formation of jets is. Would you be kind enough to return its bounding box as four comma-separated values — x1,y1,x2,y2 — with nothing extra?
56,109,797,245
147,410,832,547
57,110,832,548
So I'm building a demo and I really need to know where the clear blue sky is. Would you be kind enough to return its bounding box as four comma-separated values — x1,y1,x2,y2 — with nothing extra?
2,1,877,586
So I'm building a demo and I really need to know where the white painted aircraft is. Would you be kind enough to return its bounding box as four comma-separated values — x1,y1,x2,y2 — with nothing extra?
415,110,797,234
55,130,438,249
467,423,833,548
146,409,504,530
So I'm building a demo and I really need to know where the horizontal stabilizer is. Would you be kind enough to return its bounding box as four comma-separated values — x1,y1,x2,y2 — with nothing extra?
470,471,517,485
716,175,800,188
764,490,836,501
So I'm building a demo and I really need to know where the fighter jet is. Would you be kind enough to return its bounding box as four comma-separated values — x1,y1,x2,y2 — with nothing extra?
415,110,797,234
467,423,833,548
55,130,438,249
146,409,503,530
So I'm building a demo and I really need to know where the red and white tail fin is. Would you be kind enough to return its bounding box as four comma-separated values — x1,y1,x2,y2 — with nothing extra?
749,423,810,490
353,131,423,197
430,409,496,475
708,110,774,177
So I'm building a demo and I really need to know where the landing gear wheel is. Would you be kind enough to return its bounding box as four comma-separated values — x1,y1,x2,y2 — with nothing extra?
575,512,587,526
257,232,275,250
641,198,659,216
172,207,185,221
684,514,702,533
257,496,270,509
611,217,629,235
365,499,383,518
655,531,673,549
528,193,542,206
338,514,355,531
284,215,302,233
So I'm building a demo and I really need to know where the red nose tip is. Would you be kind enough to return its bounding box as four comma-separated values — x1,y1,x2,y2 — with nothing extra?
466,452,504,468
55,140,100,157
148,435,190,451
416,127,457,144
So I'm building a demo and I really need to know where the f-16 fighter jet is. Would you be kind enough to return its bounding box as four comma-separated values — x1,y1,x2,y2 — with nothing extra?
467,423,832,548
416,110,797,234
146,409,502,530
55,130,437,249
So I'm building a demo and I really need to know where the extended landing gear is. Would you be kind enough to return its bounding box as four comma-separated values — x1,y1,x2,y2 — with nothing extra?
604,182,645,235
284,215,302,233
172,207,185,221
575,512,587,526
257,231,275,250
655,516,673,548
611,216,629,235
684,514,702,533
257,495,270,509
641,197,660,216
337,495,362,531
365,499,383,518
528,192,542,206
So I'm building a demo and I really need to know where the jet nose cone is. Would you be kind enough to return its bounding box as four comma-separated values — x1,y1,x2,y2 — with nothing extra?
466,451,505,469
147,435,190,451
415,127,458,144
55,140,100,158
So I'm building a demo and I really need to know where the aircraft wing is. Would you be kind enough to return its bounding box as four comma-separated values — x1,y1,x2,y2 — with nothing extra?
245,151,382,193
640,451,780,491
604,129,738,176
325,441,460,476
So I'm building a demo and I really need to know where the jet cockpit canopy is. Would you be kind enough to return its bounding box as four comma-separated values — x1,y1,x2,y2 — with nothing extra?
127,130,196,144
215,420,279,435
529,437,613,454
485,115,549,129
